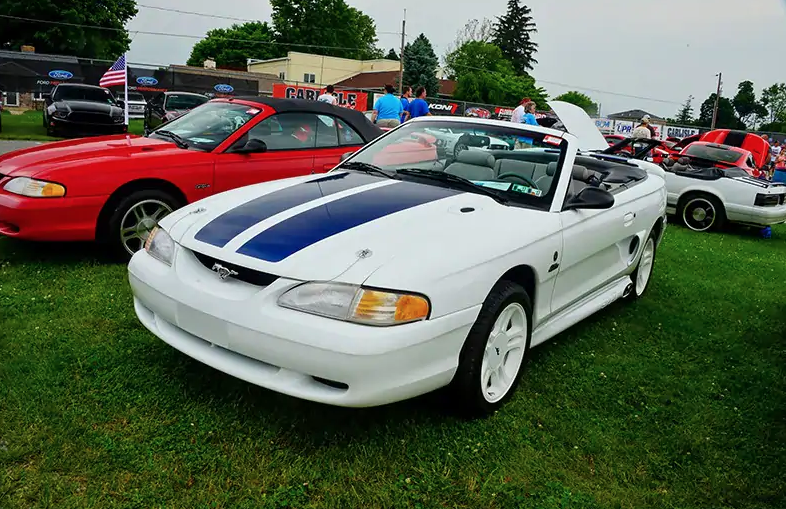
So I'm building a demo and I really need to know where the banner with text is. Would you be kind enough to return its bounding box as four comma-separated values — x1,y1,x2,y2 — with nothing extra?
273,84,367,111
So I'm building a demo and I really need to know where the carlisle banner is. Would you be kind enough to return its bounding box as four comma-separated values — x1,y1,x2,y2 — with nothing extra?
273,84,368,111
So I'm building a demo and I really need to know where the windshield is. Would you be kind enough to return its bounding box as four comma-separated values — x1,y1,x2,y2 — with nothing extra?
684,144,743,164
127,92,146,102
165,94,209,111
340,120,568,207
149,101,262,151
54,86,117,105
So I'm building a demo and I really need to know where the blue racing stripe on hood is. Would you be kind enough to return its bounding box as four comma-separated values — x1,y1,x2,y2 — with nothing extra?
236,181,462,262
194,172,385,248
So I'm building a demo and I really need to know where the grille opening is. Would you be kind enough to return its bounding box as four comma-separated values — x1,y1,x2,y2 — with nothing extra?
191,250,279,287
312,377,349,391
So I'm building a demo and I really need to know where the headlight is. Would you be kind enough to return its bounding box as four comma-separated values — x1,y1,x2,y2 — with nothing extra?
3,177,66,197
113,116,125,123
52,111,68,119
144,226,175,266
278,282,430,326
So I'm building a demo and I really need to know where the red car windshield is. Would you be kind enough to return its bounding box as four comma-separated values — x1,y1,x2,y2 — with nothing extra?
684,144,743,164
149,101,262,151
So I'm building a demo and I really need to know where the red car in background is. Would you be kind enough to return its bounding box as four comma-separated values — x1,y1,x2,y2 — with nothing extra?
676,141,762,177
700,129,770,169
0,97,382,258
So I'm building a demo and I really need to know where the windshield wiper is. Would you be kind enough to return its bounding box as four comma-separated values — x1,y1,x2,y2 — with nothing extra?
155,130,189,149
339,161,398,180
397,168,509,204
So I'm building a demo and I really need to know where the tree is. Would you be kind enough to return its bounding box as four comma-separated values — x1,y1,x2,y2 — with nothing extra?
675,95,695,124
761,83,786,123
732,80,767,128
0,0,137,59
403,34,440,95
270,0,381,60
492,0,539,74
443,18,494,61
187,22,280,69
385,48,399,61
553,91,598,116
697,93,745,129
444,41,514,80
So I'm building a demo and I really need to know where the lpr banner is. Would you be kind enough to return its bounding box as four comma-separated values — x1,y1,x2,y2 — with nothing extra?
272,84,368,111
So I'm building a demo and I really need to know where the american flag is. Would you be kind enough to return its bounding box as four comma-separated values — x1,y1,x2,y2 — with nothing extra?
99,55,127,87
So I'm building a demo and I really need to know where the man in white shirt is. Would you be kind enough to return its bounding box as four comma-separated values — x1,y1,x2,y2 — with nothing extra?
317,85,338,105
510,97,529,124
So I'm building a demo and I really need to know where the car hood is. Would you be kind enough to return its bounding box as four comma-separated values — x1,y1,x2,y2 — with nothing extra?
548,100,609,152
57,100,121,115
168,171,551,283
0,135,190,178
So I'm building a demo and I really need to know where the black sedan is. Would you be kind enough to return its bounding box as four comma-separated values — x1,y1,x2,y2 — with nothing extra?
43,84,128,137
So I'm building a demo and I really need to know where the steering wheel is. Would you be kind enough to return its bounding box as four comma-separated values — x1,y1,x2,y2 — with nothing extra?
497,172,539,190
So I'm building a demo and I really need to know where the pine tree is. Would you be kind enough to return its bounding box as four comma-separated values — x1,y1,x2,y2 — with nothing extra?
492,0,539,74
385,48,399,61
403,34,440,95
675,95,695,124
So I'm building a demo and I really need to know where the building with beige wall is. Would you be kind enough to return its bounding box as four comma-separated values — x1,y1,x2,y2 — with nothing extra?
248,51,400,86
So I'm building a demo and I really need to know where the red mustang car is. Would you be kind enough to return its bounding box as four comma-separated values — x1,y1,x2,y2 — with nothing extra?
0,97,382,258
676,141,762,177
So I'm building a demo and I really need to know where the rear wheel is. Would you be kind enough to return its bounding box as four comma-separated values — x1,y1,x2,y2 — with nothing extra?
450,280,532,418
679,193,725,232
105,189,179,261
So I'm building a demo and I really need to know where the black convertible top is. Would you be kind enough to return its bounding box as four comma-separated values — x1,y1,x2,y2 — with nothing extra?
229,96,383,142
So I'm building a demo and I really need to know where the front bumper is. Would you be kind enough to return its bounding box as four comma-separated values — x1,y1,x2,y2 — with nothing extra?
128,247,478,407
48,116,127,136
0,189,107,241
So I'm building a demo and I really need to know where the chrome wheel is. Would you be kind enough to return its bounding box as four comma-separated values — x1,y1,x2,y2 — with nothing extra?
682,198,716,232
635,238,655,296
119,199,173,255
480,303,528,403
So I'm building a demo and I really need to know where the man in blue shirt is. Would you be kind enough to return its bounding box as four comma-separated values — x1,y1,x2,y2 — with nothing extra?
400,86,412,123
407,87,432,120
372,84,404,128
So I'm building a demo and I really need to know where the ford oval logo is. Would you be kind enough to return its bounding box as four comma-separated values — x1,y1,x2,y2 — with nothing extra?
136,76,158,86
214,84,234,93
48,70,73,80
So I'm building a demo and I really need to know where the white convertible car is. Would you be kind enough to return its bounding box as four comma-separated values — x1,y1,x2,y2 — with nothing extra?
128,101,668,416
603,138,786,232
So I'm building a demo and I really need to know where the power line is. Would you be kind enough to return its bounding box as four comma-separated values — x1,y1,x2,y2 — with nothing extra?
0,14,400,53
134,4,403,36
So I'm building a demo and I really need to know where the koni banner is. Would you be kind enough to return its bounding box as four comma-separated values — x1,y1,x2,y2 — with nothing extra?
273,84,368,111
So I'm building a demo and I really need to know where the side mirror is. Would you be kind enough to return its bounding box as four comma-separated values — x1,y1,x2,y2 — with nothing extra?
340,151,353,162
232,138,267,154
564,186,615,211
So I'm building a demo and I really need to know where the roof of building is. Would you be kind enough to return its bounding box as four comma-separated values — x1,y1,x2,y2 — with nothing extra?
230,96,383,141
607,109,665,121
333,71,457,97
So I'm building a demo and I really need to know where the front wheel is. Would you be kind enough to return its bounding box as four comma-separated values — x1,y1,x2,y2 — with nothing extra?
450,280,532,418
628,229,658,300
105,189,179,261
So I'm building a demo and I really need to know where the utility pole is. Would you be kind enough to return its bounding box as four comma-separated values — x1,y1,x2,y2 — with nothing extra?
711,72,722,130
399,9,406,93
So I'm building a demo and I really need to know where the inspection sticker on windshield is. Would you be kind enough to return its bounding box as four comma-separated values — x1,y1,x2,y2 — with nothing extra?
471,181,513,191
543,135,562,146
511,184,543,197
246,108,260,115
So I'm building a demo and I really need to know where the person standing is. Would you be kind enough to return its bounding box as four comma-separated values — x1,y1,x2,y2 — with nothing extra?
637,115,656,138
400,86,412,123
371,84,404,128
510,97,530,124
514,101,539,149
407,87,432,120
317,85,338,105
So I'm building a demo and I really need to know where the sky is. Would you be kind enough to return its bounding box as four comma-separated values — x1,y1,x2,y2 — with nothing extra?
126,0,785,118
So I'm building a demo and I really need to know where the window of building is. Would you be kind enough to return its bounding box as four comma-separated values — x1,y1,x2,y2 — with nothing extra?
303,73,316,84
279,71,286,80
3,92,20,107
32,92,45,102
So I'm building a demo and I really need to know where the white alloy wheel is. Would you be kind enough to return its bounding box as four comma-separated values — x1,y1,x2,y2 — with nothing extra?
635,238,656,296
682,197,717,232
119,199,173,255
480,302,528,403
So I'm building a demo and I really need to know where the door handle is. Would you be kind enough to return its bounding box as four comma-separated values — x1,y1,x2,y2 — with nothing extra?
623,212,635,226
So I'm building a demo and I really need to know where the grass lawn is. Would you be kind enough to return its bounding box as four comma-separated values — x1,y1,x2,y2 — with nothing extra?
0,110,144,141
1,223,785,508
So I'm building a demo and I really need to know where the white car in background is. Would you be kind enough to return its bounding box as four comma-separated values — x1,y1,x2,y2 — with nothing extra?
125,91,147,119
601,137,786,232
424,126,512,155
128,101,667,417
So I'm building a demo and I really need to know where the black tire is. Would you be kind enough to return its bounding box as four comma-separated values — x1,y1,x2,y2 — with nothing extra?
679,193,726,232
627,228,658,301
104,189,180,261
450,280,532,418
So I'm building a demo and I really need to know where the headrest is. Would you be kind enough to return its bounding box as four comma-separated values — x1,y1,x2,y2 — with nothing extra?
457,150,495,168
546,161,558,176
662,157,675,167
572,164,590,181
